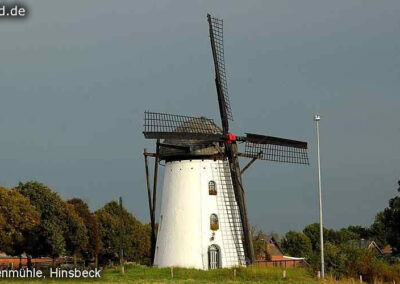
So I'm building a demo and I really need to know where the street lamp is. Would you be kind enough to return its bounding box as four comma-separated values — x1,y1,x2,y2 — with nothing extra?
314,114,325,279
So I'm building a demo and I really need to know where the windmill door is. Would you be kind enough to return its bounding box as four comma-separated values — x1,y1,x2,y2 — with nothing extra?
208,245,220,269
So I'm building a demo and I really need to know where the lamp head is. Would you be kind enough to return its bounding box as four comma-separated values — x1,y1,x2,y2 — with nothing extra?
314,114,321,121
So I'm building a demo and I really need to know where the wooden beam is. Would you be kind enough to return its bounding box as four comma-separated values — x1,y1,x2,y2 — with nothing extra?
152,140,160,219
240,151,262,175
143,148,156,264
151,140,160,263
158,143,191,152
236,178,255,264
144,152,157,158
229,143,255,265
237,152,259,159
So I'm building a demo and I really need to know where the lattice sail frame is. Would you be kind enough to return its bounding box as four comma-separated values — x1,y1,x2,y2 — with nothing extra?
244,141,309,164
208,15,233,121
143,111,223,140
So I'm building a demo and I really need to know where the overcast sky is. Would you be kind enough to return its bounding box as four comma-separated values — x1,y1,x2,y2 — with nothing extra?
1,0,399,235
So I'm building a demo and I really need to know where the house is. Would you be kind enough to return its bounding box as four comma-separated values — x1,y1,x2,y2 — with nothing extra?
256,235,283,261
366,241,383,254
0,251,53,268
350,239,394,256
255,235,307,268
358,239,386,255
382,245,393,256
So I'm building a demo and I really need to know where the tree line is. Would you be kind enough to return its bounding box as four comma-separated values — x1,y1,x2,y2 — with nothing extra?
253,180,400,281
2,178,400,279
0,181,151,267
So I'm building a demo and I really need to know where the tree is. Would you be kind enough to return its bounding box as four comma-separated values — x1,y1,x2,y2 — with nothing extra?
324,242,347,277
281,231,312,258
39,218,66,259
0,214,6,252
303,223,359,253
96,201,151,265
303,223,320,251
381,181,400,252
303,223,337,251
364,180,400,253
68,198,102,266
330,228,359,245
252,227,268,260
369,212,389,248
0,187,40,260
15,181,67,260
347,225,371,240
64,202,88,265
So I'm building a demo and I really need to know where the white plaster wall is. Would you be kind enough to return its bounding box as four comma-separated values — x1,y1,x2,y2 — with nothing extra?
154,159,245,269
201,159,245,268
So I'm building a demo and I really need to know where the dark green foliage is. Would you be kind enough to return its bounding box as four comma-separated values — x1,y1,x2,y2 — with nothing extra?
96,201,151,265
321,242,346,277
16,181,67,258
298,224,398,281
360,180,400,253
39,218,65,258
369,211,389,248
15,181,87,259
308,241,389,281
303,223,359,251
381,183,400,253
303,223,323,251
15,181,64,221
64,202,88,260
347,225,372,239
287,180,400,280
68,198,102,264
281,231,312,258
333,228,359,244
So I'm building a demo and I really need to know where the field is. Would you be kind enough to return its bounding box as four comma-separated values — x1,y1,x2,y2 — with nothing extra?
0,264,351,284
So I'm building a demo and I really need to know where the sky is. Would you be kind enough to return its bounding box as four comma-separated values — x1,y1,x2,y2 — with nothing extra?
0,0,399,235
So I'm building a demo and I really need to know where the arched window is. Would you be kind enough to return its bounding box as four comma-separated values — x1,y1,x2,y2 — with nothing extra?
208,181,217,195
210,214,219,231
208,245,221,269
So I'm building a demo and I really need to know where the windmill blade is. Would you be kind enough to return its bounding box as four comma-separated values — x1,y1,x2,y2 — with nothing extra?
242,133,309,164
143,111,223,140
207,14,233,133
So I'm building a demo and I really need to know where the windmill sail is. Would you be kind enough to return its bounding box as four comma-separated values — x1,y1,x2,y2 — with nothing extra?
208,14,255,264
207,14,232,134
243,133,309,164
143,111,223,140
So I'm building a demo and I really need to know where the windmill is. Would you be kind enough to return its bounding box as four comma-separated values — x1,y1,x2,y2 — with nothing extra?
142,14,309,270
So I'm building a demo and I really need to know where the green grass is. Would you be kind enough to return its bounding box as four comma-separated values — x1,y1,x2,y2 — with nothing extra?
0,264,322,283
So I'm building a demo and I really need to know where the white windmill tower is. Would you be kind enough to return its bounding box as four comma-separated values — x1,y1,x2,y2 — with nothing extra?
142,14,309,270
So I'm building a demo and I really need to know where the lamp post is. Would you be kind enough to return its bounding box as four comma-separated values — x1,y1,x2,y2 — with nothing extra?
314,114,325,279
119,197,125,274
